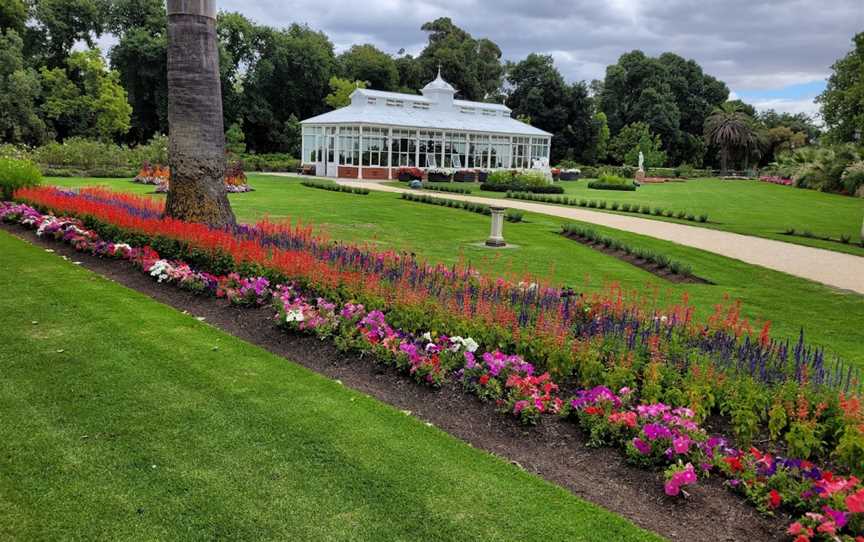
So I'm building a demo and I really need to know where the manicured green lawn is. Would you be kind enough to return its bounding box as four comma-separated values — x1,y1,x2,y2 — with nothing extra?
41,175,864,366
386,178,864,255
0,231,661,541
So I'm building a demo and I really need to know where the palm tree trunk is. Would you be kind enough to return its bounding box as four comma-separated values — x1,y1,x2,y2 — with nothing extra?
164,0,235,226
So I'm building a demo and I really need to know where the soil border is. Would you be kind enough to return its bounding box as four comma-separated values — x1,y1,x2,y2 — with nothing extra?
1,223,786,542
561,231,713,284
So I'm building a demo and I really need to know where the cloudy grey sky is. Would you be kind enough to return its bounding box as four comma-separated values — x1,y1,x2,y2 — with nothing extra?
160,1,864,116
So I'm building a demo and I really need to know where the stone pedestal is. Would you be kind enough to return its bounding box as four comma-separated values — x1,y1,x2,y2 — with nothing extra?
635,169,646,181
486,206,506,247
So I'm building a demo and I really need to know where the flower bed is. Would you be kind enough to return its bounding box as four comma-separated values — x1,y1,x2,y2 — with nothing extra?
760,176,795,187
397,167,423,181
5,189,864,540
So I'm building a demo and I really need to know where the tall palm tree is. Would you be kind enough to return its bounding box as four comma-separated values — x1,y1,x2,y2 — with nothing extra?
164,0,235,226
704,102,761,175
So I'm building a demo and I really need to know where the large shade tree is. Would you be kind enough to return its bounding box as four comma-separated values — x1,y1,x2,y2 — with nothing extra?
817,32,864,144
164,0,234,226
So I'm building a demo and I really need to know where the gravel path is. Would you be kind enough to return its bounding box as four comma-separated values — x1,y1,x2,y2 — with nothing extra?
325,178,864,295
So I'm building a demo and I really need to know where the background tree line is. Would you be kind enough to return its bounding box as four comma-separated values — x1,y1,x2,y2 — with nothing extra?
0,0,857,173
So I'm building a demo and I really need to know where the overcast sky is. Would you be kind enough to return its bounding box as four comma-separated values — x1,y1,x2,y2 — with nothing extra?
158,1,864,117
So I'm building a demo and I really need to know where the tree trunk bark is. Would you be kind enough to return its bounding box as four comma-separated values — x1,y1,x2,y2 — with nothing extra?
164,0,235,226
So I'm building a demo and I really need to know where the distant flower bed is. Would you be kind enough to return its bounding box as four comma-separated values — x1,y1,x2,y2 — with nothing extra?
141,161,254,193
760,176,794,186
5,188,864,541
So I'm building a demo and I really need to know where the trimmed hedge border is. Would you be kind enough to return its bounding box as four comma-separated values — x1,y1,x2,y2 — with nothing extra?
561,223,701,281
301,180,370,195
505,191,709,223
419,183,473,195
401,192,523,222
481,182,564,194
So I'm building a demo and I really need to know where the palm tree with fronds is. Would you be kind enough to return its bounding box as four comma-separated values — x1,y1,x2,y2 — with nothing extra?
704,102,761,175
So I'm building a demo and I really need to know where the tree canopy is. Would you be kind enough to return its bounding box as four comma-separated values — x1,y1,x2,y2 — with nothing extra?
817,32,864,144
599,50,728,167
338,44,398,91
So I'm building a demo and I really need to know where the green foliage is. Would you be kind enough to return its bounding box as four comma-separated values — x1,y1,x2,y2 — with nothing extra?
593,111,610,162
225,122,247,154
506,53,596,163
560,223,695,278
30,0,106,66
0,29,47,145
0,156,41,199
599,50,728,166
841,160,864,195
609,122,666,167
40,48,132,141
780,144,863,194
420,183,472,194
587,175,637,191
817,32,864,144
301,180,369,195
417,17,503,102
31,134,167,175
703,101,761,173
0,0,28,35
338,44,399,91
324,76,367,109
238,153,299,172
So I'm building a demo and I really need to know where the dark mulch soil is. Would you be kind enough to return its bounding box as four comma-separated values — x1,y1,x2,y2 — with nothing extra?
561,231,712,284
3,223,787,542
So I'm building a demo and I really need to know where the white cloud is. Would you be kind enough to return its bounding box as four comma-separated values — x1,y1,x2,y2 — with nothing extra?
749,97,822,118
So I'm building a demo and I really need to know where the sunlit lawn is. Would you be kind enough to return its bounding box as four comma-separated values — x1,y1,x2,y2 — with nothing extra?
44,175,864,366
386,177,864,255
0,232,662,541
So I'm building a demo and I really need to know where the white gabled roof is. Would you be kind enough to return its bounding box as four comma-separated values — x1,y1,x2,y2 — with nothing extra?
300,93,550,137
301,71,551,137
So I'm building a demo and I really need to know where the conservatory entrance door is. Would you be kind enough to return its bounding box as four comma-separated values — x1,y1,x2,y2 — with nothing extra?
324,127,338,178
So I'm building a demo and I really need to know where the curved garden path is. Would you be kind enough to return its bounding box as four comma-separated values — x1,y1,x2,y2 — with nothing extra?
328,178,864,295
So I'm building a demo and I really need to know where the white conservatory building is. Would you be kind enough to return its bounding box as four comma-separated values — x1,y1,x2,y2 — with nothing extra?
300,70,552,180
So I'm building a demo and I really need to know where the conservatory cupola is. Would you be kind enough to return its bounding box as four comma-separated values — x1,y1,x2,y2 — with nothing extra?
421,67,456,109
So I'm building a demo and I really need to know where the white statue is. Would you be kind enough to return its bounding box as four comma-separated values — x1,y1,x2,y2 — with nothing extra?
638,151,645,172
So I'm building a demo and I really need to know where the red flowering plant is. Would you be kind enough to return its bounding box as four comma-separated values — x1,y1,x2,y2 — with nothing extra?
459,350,535,402
562,385,635,447
500,372,562,425
218,273,272,306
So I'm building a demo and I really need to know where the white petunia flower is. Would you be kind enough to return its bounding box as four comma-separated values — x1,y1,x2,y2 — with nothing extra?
285,309,305,322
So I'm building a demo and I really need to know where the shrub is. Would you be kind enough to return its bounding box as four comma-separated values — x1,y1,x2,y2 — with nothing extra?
239,153,300,172
674,163,696,178
588,174,637,191
640,205,651,215
0,157,42,199
841,161,864,196
698,214,709,223
610,202,620,211
621,203,631,212
652,207,663,216
30,135,169,176
506,210,524,223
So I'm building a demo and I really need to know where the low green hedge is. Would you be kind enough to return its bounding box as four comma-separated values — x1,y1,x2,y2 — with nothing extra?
481,182,564,194
301,180,369,195
587,174,637,191
401,192,523,222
